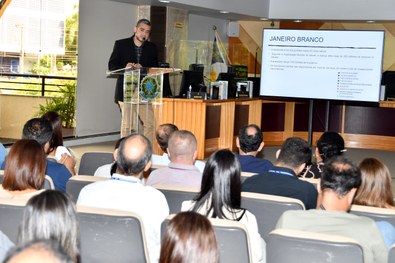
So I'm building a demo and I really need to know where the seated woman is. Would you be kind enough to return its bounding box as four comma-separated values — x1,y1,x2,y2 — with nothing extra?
301,131,345,178
181,149,265,263
0,139,46,201
18,190,80,263
160,211,218,263
42,111,76,175
353,157,395,248
354,157,394,209
94,137,125,178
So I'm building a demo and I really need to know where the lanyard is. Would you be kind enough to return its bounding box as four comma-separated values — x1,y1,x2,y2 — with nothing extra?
268,169,294,177
111,176,140,184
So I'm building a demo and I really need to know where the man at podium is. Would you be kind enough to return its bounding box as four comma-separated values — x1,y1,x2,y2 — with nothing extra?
108,18,158,140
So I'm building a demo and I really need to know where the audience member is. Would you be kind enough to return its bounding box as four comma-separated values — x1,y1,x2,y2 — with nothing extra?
159,211,219,263
182,149,265,263
0,143,7,167
21,118,72,190
94,137,125,178
151,124,205,172
146,130,202,188
77,134,169,262
276,156,388,263
0,140,46,201
151,123,178,165
18,190,80,263
0,231,13,262
4,239,73,263
42,111,77,175
236,124,273,173
354,157,395,209
301,131,345,178
242,137,317,209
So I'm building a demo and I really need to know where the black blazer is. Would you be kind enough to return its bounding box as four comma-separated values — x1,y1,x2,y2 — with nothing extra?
108,36,158,102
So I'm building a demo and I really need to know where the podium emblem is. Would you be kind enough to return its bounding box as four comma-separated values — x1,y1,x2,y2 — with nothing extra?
140,75,160,101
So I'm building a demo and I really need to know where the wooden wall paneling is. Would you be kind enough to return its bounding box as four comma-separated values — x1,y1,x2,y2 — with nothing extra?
247,99,262,125
173,99,206,160
343,134,395,151
234,104,249,136
204,101,236,158
264,131,286,146
219,100,236,151
284,102,296,140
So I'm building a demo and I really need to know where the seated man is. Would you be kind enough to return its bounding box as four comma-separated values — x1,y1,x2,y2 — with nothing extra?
236,124,273,173
77,134,169,262
276,156,388,263
242,137,317,209
1,118,72,191
151,123,205,172
146,130,202,188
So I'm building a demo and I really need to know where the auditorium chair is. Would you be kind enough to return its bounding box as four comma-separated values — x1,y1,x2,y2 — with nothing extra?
77,206,148,263
162,214,252,263
241,192,305,239
154,184,199,214
78,152,114,175
240,171,258,183
66,175,108,202
350,204,395,227
389,244,395,263
299,177,320,189
0,198,26,243
0,173,54,190
267,229,364,263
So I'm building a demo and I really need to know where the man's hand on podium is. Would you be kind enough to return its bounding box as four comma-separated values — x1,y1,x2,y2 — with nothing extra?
126,63,142,69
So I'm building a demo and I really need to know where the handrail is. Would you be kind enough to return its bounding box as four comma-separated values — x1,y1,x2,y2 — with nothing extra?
0,73,76,96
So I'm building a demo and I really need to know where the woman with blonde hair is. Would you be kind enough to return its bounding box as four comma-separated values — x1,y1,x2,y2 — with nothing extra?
354,157,395,209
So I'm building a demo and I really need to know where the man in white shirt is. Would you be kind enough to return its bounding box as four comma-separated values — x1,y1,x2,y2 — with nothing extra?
151,124,205,172
276,156,388,263
146,130,202,188
77,134,169,263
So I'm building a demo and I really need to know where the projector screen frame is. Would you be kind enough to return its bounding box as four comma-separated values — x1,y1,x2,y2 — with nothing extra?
259,28,385,103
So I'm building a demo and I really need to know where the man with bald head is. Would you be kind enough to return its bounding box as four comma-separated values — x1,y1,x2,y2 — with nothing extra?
77,134,169,263
236,124,273,173
146,130,202,188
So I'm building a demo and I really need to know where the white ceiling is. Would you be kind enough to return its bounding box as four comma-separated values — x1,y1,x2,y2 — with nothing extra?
109,0,395,22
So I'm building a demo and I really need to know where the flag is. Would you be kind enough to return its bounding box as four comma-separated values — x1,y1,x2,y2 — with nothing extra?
210,33,228,82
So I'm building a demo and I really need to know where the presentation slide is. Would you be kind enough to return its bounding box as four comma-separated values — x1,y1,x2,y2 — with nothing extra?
260,29,385,102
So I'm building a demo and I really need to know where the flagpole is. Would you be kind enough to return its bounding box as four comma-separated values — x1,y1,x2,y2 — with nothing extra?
213,28,231,65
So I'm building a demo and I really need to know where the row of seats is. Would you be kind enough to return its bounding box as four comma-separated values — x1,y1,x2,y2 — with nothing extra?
1,198,395,263
66,175,395,240
0,199,148,263
66,175,305,239
0,171,55,190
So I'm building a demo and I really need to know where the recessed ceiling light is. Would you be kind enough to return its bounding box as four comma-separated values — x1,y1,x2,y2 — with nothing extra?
159,0,170,3
219,10,229,14
294,19,303,23
260,18,269,21
366,20,375,23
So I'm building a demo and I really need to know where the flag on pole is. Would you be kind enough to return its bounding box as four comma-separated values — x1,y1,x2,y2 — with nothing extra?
209,32,228,82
